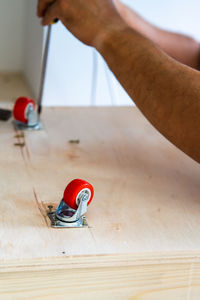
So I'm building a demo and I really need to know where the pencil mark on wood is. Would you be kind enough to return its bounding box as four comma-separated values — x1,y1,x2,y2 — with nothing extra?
25,142,31,162
88,225,98,248
33,187,49,228
13,128,32,166
112,223,122,231
67,153,79,160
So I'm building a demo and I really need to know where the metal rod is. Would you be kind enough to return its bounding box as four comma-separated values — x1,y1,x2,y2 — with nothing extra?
90,49,98,106
37,25,52,116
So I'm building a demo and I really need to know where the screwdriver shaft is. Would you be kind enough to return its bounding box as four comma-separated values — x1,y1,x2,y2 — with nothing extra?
37,25,52,115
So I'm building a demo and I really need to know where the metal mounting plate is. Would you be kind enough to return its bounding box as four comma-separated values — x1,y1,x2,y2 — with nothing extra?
47,211,88,228
13,120,43,131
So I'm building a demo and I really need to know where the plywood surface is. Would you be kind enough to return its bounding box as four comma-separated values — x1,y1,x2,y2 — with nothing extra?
0,107,200,299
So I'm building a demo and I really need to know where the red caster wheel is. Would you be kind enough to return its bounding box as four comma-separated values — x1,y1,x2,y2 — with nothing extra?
13,97,35,124
63,179,94,210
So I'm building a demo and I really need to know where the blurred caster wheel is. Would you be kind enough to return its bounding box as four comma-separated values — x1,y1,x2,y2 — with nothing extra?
13,97,35,124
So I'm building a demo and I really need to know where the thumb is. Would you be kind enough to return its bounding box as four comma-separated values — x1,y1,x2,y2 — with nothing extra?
41,1,59,26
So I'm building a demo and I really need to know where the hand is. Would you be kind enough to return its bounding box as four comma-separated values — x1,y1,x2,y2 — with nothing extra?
37,0,124,47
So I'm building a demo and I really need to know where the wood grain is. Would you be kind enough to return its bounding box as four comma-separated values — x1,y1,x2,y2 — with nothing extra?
0,107,200,299
1,253,200,299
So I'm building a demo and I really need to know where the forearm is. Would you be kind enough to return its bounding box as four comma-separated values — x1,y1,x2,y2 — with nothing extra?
114,0,200,69
37,0,200,162
96,26,200,162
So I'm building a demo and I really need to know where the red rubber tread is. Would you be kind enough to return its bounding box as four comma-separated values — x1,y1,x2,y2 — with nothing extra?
13,97,35,124
63,179,94,210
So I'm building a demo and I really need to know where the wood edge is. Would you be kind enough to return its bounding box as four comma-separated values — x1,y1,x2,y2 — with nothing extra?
41,106,136,110
1,251,200,273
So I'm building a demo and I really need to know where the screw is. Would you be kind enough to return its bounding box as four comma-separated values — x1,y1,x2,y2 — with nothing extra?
14,142,25,147
14,133,24,138
82,216,87,226
48,205,53,213
68,139,80,144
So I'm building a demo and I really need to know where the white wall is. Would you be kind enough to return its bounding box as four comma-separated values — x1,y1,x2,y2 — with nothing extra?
42,0,200,107
23,0,44,98
123,0,200,40
43,24,128,107
0,0,26,71
2,0,199,106
0,0,43,98
43,25,94,106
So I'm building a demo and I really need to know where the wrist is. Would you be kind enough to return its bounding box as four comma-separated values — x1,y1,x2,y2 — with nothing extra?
93,19,130,53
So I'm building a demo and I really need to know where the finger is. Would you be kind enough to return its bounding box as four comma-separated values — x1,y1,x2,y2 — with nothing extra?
37,0,55,17
41,2,59,26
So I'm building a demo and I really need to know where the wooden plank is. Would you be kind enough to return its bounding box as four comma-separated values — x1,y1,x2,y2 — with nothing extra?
1,254,200,300
23,107,200,255
0,107,200,299
0,122,55,261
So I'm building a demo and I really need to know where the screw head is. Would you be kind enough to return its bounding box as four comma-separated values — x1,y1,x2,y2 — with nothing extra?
82,216,87,226
48,205,53,213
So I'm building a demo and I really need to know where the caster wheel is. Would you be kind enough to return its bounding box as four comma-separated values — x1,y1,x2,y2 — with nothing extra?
13,97,35,123
63,179,94,210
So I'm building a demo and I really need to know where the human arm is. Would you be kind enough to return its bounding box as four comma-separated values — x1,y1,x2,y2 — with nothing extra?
113,0,200,69
37,0,200,163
